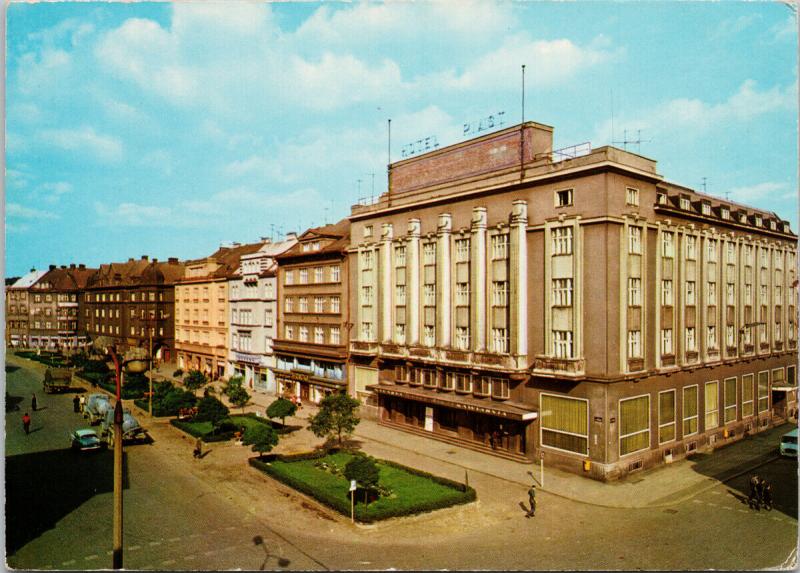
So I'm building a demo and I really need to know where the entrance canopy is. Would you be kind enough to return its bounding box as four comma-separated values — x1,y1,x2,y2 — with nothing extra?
368,383,537,421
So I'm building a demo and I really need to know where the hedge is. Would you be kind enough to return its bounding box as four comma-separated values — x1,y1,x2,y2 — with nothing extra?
170,414,273,442
249,453,476,523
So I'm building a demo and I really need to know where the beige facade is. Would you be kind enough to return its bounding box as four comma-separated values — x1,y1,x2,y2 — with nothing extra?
348,122,798,477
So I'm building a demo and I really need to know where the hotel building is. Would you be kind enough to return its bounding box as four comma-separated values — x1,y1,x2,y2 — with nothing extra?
228,235,298,393
6,269,48,348
348,122,797,478
273,220,351,404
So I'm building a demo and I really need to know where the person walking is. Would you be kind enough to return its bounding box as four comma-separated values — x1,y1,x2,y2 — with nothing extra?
73,395,81,413
79,394,86,414
22,412,31,435
193,437,203,459
526,484,537,517
748,474,761,510
761,480,773,511
31,393,38,412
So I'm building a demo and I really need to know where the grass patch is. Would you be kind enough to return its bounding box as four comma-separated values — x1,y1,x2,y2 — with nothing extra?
250,451,475,522
170,414,273,441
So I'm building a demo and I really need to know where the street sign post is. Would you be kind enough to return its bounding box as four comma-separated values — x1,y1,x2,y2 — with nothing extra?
540,451,544,488
350,480,357,523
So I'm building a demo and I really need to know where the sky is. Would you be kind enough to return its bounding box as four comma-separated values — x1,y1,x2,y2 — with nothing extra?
5,1,798,277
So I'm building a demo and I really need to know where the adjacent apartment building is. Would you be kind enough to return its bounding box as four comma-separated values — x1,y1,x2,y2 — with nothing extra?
84,256,186,361
347,121,797,479
6,269,48,348
273,220,351,404
228,235,298,393
174,243,264,379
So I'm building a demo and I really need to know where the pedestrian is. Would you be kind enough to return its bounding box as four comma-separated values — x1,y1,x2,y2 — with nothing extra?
79,394,86,413
526,484,537,517
73,395,80,413
756,477,768,510
761,480,773,511
31,393,37,412
193,437,202,459
22,412,31,435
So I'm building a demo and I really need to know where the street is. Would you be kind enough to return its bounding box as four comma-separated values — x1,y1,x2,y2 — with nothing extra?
6,355,798,570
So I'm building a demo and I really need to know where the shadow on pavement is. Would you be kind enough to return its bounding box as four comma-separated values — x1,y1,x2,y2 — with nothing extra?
6,448,129,554
6,393,24,412
6,365,20,374
252,535,291,570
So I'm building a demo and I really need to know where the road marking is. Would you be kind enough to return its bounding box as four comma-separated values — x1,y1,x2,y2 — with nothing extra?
84,555,98,561
692,499,703,504
225,526,236,531
149,541,162,546
184,555,196,561
129,545,141,551
162,559,176,565
168,537,181,543
62,560,76,566
203,550,216,556
106,551,113,556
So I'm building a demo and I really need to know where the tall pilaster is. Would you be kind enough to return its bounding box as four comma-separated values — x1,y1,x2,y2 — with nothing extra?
471,207,488,352
407,219,421,346
510,200,528,360
380,223,394,343
437,213,453,348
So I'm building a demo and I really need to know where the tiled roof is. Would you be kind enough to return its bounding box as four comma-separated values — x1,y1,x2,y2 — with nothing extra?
276,218,350,260
9,269,48,289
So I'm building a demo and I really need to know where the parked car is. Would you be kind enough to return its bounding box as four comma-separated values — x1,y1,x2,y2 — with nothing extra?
779,428,798,457
70,428,104,452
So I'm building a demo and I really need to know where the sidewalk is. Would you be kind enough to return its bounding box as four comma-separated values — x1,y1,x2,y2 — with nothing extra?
147,361,793,510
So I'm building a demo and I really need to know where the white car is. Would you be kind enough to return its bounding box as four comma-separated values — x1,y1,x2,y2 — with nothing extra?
70,428,104,452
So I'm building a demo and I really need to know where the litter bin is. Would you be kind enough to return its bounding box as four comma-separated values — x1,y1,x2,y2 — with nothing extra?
583,459,591,472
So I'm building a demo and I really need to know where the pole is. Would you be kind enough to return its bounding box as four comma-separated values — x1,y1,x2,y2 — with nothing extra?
350,490,354,524
540,456,544,488
520,64,526,181
112,361,124,569
149,322,153,417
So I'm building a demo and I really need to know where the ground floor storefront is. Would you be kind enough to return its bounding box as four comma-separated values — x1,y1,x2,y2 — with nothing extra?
230,354,275,394
274,354,346,405
176,348,225,379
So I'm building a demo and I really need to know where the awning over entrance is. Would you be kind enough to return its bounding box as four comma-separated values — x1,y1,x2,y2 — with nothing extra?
772,386,798,392
367,383,538,421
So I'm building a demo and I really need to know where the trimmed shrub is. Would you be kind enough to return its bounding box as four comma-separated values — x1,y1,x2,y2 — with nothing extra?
173,369,184,378
194,395,229,424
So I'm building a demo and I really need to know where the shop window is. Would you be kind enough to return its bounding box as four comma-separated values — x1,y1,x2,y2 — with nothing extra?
705,380,719,430
757,371,769,412
682,385,699,436
742,374,754,417
619,394,650,456
540,393,588,455
723,377,737,423
659,390,676,444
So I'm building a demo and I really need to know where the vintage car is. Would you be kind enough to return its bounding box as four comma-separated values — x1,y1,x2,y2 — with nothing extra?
70,428,104,452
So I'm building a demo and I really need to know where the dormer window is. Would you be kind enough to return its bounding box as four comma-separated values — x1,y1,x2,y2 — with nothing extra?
721,208,730,220
312,241,321,251
680,196,691,210
701,203,711,216
770,220,777,230
755,215,762,227
657,192,667,205
739,213,747,224
302,243,311,252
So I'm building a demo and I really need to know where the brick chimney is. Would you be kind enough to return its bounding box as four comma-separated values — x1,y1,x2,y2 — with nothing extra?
49,264,56,270
168,257,179,264
78,264,85,269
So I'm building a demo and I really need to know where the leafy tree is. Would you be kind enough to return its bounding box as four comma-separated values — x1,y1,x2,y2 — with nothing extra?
184,370,208,395
194,395,229,426
228,385,251,413
344,456,380,505
243,424,279,459
223,374,245,396
160,389,197,415
267,398,297,427
308,392,361,446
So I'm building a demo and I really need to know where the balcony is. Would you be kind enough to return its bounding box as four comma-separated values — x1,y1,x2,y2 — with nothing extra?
350,340,379,354
531,355,585,378
348,341,526,371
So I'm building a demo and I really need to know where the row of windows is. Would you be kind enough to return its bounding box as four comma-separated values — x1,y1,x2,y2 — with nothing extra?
394,365,511,398
87,291,164,302
541,366,795,457
660,192,787,232
285,296,341,313
627,278,794,310
284,265,340,285
284,324,341,345
88,324,164,337
180,285,227,301
23,293,79,303
555,187,640,208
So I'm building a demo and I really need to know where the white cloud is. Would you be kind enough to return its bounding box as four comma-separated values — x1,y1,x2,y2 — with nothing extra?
38,181,73,203
16,48,72,95
37,126,124,162
593,80,796,145
709,14,761,40
141,150,174,176
727,181,796,203
770,14,797,41
7,203,58,220
94,201,173,227
210,187,322,209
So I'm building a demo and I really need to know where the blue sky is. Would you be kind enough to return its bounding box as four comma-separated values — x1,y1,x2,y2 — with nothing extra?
5,1,798,277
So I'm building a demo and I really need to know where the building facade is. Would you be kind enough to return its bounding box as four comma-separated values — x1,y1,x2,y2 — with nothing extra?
228,235,298,393
348,122,798,477
84,256,186,361
6,269,47,348
272,220,351,404
174,243,263,379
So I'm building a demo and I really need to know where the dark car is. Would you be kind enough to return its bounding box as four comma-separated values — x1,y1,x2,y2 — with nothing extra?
70,428,104,452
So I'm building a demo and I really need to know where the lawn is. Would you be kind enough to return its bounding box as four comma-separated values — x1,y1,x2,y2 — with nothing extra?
171,414,272,441
251,451,476,522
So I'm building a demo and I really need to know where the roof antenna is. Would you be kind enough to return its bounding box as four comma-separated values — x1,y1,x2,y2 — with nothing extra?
520,64,526,181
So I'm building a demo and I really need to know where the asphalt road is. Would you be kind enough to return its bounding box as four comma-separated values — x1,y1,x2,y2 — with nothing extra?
5,355,798,570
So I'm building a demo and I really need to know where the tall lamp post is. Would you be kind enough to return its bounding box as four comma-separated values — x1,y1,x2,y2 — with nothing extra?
93,336,148,570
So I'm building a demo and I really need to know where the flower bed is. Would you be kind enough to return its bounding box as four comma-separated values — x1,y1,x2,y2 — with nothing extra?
171,413,273,442
250,451,475,523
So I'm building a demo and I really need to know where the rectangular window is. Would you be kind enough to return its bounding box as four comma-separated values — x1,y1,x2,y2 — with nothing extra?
683,385,699,436
314,297,324,313
396,285,407,305
680,197,691,210
314,267,324,283
707,281,717,305
330,266,341,282
492,328,509,353
299,269,308,284
702,203,711,216
264,309,273,326
423,243,436,265
555,188,573,207
552,330,573,358
285,298,294,313
659,390,676,444
626,187,639,207
628,227,642,255
758,371,769,412
394,246,406,267
686,236,697,260
360,250,374,270
285,325,293,340
726,325,736,347
661,328,673,355
726,243,736,264
686,327,696,351
314,327,324,344
424,325,436,347
686,281,696,305
540,394,588,455
424,284,436,306
299,326,309,342
455,283,469,306
552,227,574,255
707,325,717,349
628,278,642,306
474,376,491,396
491,234,509,260
395,324,405,343
360,286,373,306
455,373,472,393
455,239,470,262
662,232,675,258
456,327,470,350
330,327,340,345
299,297,308,313
491,281,508,307
741,373,754,417
726,283,735,306
620,395,650,456
705,381,719,430
723,377,737,424
491,378,510,399
707,239,717,262
628,330,642,358
661,279,673,306
361,322,373,340
551,278,573,307
721,208,730,220
285,271,294,285
330,296,340,313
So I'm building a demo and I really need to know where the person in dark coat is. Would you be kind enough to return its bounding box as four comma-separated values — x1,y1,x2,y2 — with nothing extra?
526,484,537,517
73,395,81,413
761,480,773,510
31,393,38,412
748,474,761,509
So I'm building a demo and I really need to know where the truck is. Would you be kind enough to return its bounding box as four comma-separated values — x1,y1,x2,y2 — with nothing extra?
83,393,112,425
100,407,148,447
43,368,74,394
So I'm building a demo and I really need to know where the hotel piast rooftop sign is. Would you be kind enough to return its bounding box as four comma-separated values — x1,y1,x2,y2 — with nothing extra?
401,135,440,159
463,111,505,138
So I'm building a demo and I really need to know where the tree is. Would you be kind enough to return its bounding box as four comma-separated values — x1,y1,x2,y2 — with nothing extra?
184,370,208,395
344,455,379,505
267,397,297,427
308,392,361,446
243,424,279,459
228,385,250,413
194,395,229,426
